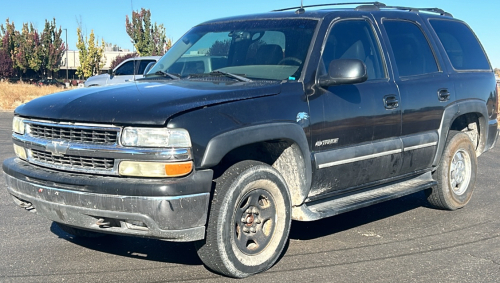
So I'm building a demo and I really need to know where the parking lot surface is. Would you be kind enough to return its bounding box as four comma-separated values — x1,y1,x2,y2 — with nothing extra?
1,111,499,282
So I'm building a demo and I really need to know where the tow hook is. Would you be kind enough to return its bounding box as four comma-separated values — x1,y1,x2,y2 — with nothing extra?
96,218,111,228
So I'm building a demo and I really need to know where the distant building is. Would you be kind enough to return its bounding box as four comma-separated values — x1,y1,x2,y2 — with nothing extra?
58,47,134,80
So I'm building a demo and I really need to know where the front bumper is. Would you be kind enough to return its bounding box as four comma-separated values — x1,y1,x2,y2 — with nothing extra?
3,158,213,242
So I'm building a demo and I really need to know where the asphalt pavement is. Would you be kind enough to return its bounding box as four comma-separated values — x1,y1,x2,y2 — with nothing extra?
1,111,499,282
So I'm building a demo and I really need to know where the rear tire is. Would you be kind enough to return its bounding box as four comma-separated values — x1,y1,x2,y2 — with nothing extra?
196,160,291,278
427,131,477,210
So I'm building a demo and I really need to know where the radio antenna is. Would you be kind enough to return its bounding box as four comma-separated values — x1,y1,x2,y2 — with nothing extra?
296,0,305,14
131,0,136,82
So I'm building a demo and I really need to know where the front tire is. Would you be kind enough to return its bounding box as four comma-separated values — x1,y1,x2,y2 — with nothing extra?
427,131,478,210
196,161,291,278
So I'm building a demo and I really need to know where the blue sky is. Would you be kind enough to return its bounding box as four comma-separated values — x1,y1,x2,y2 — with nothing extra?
1,0,500,68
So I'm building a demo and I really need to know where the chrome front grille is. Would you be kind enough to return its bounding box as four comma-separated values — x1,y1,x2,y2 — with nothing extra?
13,119,192,176
17,120,122,174
31,149,115,171
28,123,118,145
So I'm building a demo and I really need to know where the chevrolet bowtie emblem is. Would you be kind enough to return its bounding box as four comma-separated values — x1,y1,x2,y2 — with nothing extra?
46,141,70,156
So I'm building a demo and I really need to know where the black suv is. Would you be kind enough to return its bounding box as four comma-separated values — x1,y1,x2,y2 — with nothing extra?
3,3,498,278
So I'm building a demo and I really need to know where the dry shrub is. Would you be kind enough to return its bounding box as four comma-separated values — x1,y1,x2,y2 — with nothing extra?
0,82,65,111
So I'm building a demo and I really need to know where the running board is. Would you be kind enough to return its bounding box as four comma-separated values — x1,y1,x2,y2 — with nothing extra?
292,172,436,221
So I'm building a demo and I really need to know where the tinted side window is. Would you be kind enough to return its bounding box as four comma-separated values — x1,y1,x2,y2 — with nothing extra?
322,20,385,80
384,20,438,77
137,60,156,75
430,20,490,70
115,61,135,76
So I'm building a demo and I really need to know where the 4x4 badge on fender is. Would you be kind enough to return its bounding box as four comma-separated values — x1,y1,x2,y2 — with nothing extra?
46,141,70,156
315,138,339,147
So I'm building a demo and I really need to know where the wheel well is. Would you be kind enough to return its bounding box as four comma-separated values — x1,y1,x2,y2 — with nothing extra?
211,140,307,206
449,113,482,154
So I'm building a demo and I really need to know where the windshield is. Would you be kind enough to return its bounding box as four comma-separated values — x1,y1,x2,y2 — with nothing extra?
149,19,318,81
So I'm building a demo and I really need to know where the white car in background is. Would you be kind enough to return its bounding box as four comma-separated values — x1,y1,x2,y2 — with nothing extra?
84,56,160,87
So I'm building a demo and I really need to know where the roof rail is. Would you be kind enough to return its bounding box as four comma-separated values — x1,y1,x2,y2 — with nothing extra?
272,2,386,12
272,2,453,17
384,6,453,17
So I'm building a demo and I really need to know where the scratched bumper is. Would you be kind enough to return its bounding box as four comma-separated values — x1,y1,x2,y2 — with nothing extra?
3,158,212,242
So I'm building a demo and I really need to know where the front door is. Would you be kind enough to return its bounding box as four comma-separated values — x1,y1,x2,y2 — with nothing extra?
110,60,136,85
308,18,402,199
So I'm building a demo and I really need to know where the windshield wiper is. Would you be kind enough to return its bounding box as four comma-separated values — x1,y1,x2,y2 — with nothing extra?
190,71,253,82
210,71,253,82
145,70,180,80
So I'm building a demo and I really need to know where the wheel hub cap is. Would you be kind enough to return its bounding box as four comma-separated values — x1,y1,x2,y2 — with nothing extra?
449,149,471,196
234,189,276,255
245,214,254,226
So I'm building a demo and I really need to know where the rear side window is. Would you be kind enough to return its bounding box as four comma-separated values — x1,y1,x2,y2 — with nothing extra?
430,20,490,70
384,20,439,77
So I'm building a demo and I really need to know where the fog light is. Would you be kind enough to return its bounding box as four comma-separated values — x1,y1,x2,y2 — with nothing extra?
118,161,192,177
13,144,27,160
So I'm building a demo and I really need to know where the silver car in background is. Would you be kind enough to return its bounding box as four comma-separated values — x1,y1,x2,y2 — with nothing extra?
84,56,160,87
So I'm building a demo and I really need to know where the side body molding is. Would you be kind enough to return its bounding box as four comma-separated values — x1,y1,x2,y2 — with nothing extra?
433,99,489,166
200,123,312,203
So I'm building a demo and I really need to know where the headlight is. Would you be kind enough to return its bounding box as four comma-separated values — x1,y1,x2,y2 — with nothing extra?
121,128,191,147
12,117,25,135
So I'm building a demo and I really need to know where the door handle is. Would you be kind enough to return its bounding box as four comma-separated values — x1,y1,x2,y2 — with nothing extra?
383,95,399,109
438,89,450,101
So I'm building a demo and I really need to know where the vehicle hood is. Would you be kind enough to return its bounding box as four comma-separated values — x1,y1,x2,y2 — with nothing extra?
84,74,109,86
15,80,281,125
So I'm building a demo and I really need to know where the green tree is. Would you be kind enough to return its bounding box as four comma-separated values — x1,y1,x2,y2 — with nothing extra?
110,52,137,70
0,19,16,55
40,18,65,78
13,23,42,80
0,19,16,78
125,8,171,56
207,39,231,56
0,18,66,79
76,27,106,79
0,34,14,78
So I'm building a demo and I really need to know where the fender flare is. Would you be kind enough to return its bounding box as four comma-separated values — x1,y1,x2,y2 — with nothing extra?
433,99,488,166
200,122,312,199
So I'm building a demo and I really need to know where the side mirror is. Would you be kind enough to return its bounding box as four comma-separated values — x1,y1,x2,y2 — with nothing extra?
108,69,114,77
318,59,367,87
143,62,156,75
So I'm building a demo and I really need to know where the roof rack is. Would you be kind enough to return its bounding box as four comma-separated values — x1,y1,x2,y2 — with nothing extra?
272,2,453,17
272,2,385,12
383,6,453,17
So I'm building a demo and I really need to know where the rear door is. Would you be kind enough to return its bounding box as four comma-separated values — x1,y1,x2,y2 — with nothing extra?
376,13,454,175
308,16,402,198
